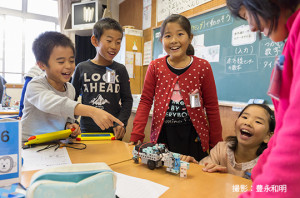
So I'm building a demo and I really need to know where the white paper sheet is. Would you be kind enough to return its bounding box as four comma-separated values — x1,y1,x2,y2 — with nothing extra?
143,2,151,30
125,51,134,78
21,146,71,171
135,52,143,66
132,94,141,110
232,25,256,46
195,45,220,63
156,0,212,22
115,172,169,198
143,41,152,65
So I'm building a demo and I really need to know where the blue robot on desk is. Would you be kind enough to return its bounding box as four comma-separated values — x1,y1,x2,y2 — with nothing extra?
132,143,189,175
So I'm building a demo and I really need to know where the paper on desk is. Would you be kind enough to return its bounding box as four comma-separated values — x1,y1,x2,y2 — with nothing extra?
115,172,169,198
21,146,71,171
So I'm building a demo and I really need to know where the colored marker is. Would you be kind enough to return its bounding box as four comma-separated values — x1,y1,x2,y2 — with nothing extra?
24,128,74,145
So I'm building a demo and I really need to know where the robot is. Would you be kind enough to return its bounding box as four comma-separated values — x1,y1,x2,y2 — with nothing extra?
132,143,189,175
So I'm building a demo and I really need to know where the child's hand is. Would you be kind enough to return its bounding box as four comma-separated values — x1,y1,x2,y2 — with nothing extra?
202,162,227,173
113,125,125,140
128,140,141,145
91,108,124,130
66,123,81,137
180,155,198,163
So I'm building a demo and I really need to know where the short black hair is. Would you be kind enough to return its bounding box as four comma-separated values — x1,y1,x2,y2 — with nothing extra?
227,104,276,156
32,31,75,66
160,14,194,55
226,0,300,37
93,18,123,41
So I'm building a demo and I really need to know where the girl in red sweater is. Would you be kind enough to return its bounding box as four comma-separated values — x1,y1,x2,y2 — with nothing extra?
130,14,222,161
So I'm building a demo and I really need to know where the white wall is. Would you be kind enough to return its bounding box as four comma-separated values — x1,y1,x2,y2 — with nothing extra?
111,0,120,21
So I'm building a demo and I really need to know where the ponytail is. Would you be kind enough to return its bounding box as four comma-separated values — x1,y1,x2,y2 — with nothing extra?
186,44,194,56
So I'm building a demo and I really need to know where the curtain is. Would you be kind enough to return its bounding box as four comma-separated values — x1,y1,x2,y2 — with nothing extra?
75,35,96,65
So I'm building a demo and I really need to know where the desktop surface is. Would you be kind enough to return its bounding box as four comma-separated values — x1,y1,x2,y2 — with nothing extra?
21,140,252,197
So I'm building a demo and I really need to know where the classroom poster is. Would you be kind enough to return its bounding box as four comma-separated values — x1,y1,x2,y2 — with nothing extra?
195,45,220,63
143,0,152,30
143,41,152,65
125,51,134,78
135,52,143,66
156,0,212,22
232,25,256,46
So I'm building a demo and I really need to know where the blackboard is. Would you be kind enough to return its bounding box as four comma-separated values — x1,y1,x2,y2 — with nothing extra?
152,6,284,104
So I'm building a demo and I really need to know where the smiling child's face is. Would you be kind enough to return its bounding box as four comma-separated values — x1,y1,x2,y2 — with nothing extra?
39,46,75,91
235,105,271,149
161,22,192,60
92,29,122,66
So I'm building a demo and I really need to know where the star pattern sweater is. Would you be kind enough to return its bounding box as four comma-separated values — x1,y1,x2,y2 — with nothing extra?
130,56,222,151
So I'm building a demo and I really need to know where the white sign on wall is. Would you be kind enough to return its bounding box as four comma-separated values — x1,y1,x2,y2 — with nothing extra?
156,0,212,22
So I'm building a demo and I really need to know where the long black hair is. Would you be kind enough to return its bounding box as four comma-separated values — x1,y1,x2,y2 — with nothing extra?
226,0,300,37
160,14,194,55
226,104,275,156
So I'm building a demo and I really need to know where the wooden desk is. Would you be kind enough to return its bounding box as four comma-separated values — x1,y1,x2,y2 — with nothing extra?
21,141,133,187
67,140,132,164
0,109,19,115
111,161,252,198
21,141,251,197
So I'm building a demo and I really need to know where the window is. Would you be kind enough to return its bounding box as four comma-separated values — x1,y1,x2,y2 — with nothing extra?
24,19,57,73
0,16,4,73
27,0,58,18
0,0,59,84
0,0,22,11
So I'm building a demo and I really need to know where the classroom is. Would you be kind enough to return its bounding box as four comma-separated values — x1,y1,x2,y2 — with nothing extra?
1,0,298,197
